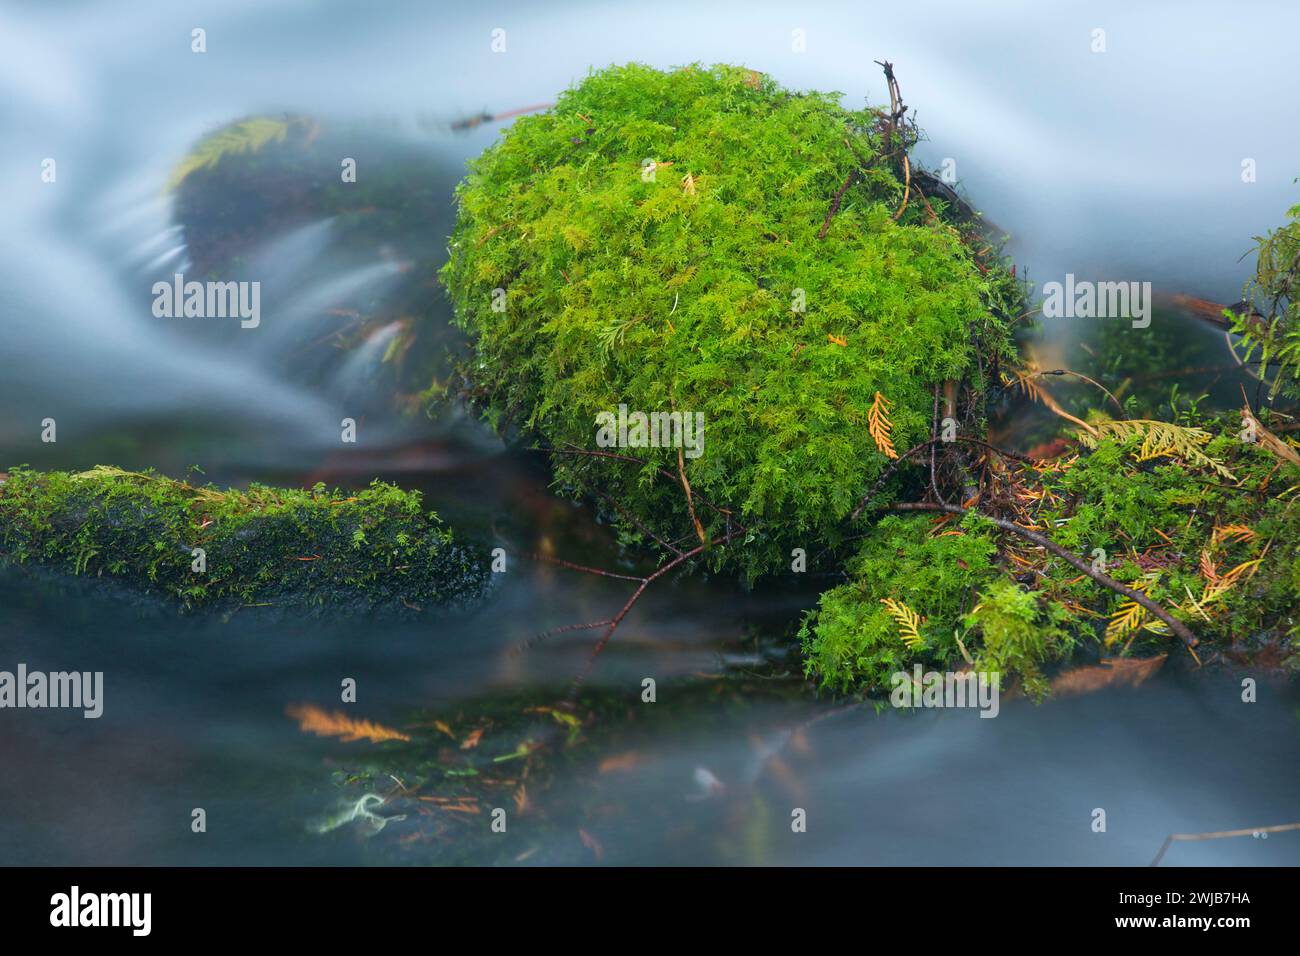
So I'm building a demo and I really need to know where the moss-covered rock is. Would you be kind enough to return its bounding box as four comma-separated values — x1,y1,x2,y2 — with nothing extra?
0,466,487,613
441,63,1019,581
167,115,468,409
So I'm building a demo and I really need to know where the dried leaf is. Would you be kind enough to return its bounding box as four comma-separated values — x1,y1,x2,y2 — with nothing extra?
1213,523,1256,545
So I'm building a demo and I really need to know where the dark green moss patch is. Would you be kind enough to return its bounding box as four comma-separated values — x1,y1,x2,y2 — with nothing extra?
0,466,488,613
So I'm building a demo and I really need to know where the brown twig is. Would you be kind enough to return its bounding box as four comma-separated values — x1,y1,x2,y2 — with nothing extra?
817,169,858,239
1150,821,1300,867
596,490,683,557
522,551,644,582
893,153,910,221
678,446,708,546
548,444,747,531
567,528,743,699
929,384,947,505
1031,368,1127,419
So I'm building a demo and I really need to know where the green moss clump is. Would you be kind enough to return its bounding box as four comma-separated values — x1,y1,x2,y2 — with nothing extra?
442,63,1017,580
1233,200,1300,399
798,512,1004,692
801,415,1300,695
0,466,487,612
964,578,1074,701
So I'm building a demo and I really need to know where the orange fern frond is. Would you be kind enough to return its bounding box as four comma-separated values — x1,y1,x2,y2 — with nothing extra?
868,391,898,459
286,704,410,743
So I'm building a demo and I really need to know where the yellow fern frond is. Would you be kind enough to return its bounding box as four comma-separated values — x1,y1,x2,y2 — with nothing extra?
868,391,898,459
881,597,924,648
1104,578,1168,647
1104,599,1147,647
1219,558,1262,588
1079,419,1236,481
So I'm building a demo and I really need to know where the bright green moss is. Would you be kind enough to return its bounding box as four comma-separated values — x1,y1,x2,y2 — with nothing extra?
1234,200,1300,400
442,63,1016,580
802,415,1300,695
964,578,1074,701
0,466,487,612
798,513,1004,693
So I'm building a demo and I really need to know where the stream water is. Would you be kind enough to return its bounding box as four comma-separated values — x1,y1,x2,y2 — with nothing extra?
2,0,1298,866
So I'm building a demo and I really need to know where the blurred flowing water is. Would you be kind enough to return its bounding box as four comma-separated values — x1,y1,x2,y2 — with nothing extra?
1,0,1298,865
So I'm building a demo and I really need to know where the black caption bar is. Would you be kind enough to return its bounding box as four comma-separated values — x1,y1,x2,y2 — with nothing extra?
0,866,1288,941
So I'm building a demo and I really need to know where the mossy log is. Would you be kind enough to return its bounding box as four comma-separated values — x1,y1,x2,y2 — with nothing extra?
0,466,487,613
